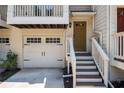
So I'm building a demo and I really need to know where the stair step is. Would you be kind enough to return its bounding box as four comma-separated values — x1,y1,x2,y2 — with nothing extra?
75,51,88,53
76,66,96,69
76,56,93,60
76,59,94,61
76,75,101,78
76,78,102,82
76,64,95,66
76,82,105,87
76,86,106,88
76,69,97,72
76,71,99,75
75,53,91,56
75,52,105,87
76,61,94,64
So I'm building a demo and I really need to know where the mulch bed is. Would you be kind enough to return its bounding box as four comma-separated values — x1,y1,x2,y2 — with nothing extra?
0,68,20,82
63,66,73,88
111,81,124,88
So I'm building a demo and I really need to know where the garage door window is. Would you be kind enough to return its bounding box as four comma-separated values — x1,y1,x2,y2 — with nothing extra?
27,38,42,43
46,38,60,43
0,38,9,43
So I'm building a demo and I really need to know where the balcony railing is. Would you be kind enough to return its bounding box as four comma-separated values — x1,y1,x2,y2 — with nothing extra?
13,5,63,17
7,5,69,24
114,32,124,59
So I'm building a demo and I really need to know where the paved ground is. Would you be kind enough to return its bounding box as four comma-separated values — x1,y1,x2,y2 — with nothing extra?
0,68,64,88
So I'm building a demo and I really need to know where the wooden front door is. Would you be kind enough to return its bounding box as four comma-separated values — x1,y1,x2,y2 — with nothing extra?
74,21,86,51
117,8,124,32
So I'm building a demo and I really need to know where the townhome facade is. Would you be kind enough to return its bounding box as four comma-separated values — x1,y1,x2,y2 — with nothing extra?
0,5,124,88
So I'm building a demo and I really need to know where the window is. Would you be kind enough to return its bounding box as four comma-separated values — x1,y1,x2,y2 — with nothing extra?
27,38,42,43
46,38,60,43
0,38,9,43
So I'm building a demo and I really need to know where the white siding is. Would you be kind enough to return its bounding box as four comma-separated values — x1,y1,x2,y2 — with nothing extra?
93,5,109,53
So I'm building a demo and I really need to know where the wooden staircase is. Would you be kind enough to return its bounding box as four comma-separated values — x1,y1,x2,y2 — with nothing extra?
75,51,105,88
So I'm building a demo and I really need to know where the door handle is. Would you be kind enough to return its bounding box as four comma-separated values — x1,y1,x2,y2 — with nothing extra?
41,52,43,56
44,52,45,56
57,59,63,61
57,44,63,46
24,59,30,61
41,52,45,56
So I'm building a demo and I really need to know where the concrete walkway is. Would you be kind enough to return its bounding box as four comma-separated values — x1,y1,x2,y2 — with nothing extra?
0,68,64,88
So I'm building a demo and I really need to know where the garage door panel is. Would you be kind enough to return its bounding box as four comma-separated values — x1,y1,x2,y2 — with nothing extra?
24,36,64,68
0,37,10,60
44,45,64,68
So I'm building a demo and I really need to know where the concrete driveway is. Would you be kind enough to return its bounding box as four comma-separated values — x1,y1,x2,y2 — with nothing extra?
0,69,64,88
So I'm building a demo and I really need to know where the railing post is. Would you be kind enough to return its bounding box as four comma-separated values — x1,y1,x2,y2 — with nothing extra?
104,60,108,87
73,61,76,88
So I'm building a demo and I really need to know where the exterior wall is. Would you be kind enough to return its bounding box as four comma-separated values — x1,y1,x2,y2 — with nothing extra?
9,27,23,68
69,5,92,12
93,5,109,54
66,15,93,52
0,29,10,36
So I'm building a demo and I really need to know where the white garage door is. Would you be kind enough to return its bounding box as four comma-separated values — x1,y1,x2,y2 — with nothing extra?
24,36,64,68
0,37,10,61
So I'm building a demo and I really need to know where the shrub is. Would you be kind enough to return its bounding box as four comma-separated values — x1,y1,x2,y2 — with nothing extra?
0,50,18,70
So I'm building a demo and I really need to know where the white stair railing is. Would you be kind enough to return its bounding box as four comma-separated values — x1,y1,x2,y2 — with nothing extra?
92,38,109,87
114,32,124,59
66,37,76,88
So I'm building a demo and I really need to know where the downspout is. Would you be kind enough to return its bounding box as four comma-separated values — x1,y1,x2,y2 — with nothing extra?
108,5,111,85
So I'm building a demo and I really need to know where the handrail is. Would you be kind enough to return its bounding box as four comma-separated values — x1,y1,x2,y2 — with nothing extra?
66,37,76,88
92,37,109,87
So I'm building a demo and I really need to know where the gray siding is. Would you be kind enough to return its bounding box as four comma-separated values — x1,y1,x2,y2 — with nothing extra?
69,5,92,12
93,5,109,53
0,5,7,21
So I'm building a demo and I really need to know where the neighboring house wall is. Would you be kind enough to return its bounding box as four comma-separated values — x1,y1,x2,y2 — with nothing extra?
0,5,7,21
109,5,124,81
93,5,109,54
